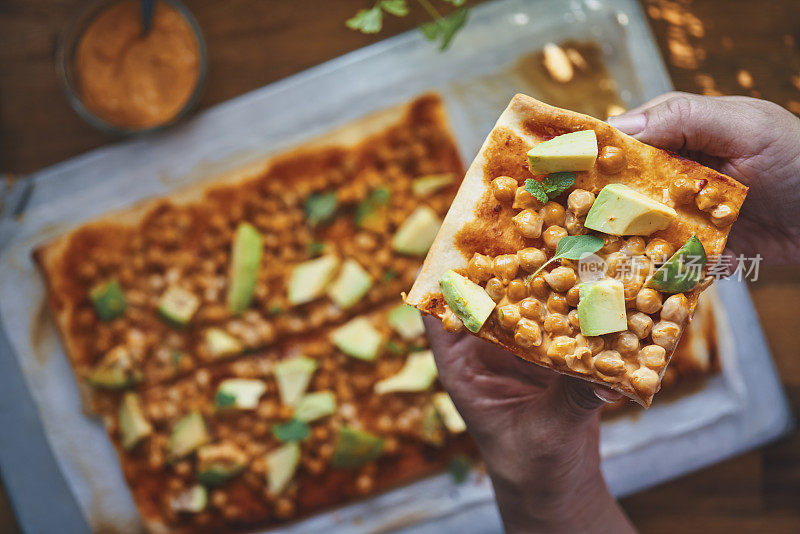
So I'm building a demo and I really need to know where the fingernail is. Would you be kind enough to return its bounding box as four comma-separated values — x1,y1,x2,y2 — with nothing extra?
607,113,646,135
594,387,622,404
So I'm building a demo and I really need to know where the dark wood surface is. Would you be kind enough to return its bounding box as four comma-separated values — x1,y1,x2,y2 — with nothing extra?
1,0,798,532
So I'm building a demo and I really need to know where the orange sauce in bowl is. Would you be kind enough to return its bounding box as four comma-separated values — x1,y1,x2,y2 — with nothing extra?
75,0,201,130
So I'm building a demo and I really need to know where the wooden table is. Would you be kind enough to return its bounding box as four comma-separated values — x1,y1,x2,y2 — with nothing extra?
1,0,798,532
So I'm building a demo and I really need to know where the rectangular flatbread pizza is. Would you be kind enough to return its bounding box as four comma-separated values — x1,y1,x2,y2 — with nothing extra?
406,94,747,407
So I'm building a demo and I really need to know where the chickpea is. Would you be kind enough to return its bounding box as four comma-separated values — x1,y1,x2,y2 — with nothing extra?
515,319,542,347
467,253,493,283
566,346,593,374
544,266,577,292
519,298,544,320
614,331,640,354
491,176,518,203
507,279,529,301
567,189,595,216
710,202,739,227
544,314,571,335
566,285,581,307
493,254,520,282
547,291,570,314
547,336,576,365
567,309,581,330
355,473,375,495
442,308,464,332
542,225,568,250
651,320,681,350
696,185,723,212
274,497,295,519
597,145,627,174
485,277,506,302
630,367,660,397
593,350,626,376
578,334,605,355
668,177,702,205
636,288,662,314
638,345,667,369
513,210,544,238
620,237,646,256
605,252,628,278
564,211,585,235
645,238,674,263
600,235,623,254
661,293,689,323
518,247,547,272
529,276,550,299
513,186,544,210
541,202,566,227
496,304,522,330
627,312,654,339
623,275,645,302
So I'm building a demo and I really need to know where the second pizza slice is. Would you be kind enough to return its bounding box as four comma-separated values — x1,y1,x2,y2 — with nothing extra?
406,94,747,407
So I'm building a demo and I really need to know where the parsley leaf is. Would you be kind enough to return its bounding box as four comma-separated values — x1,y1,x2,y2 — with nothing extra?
448,455,471,484
346,6,383,33
272,418,310,443
524,179,549,204
215,390,237,408
542,172,576,198
530,235,605,278
437,7,468,50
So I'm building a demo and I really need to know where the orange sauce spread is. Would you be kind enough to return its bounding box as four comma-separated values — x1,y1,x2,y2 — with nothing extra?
75,0,200,130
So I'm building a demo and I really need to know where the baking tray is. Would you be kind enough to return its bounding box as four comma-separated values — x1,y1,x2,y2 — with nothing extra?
0,0,791,532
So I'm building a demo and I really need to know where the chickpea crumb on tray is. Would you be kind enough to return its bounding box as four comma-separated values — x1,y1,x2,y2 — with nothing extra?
405,94,747,407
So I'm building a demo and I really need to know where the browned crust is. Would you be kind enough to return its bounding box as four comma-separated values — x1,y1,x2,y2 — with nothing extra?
406,94,748,407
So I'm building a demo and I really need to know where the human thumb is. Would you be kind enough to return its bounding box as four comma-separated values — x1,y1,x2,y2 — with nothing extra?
554,375,623,423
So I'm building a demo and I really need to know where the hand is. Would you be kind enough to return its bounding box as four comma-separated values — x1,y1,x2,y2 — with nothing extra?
607,92,800,264
424,317,636,534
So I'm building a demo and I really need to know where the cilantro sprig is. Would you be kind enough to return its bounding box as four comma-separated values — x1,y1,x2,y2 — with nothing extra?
524,172,576,204
347,0,469,51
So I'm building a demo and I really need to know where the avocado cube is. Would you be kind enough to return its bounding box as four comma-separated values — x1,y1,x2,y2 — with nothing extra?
439,270,496,333
287,255,340,306
577,279,627,336
170,485,207,513
274,357,317,407
584,184,677,236
89,279,126,321
527,130,598,174
646,235,707,293
355,187,391,232
294,391,337,422
228,223,263,315
374,350,438,394
215,378,267,410
387,303,425,340
329,317,384,361
392,205,442,256
326,258,373,309
412,173,455,197
196,443,247,486
432,391,466,434
167,412,209,460
204,328,243,359
158,286,200,326
119,392,152,450
331,427,384,469
265,442,300,495
86,346,143,389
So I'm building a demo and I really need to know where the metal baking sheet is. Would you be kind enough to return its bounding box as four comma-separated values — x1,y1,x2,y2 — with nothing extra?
0,0,791,532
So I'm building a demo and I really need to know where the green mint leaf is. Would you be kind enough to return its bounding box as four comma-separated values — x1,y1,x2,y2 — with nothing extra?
346,6,383,33
308,242,326,257
379,0,409,16
419,20,440,41
304,192,338,226
530,235,604,277
215,390,237,408
272,418,310,442
542,172,576,199
448,455,471,484
438,7,468,51
523,179,548,204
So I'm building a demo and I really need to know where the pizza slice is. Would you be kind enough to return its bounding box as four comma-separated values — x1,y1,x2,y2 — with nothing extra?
406,94,747,407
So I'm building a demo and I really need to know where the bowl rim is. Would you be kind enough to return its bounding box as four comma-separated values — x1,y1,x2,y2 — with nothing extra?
55,0,208,137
